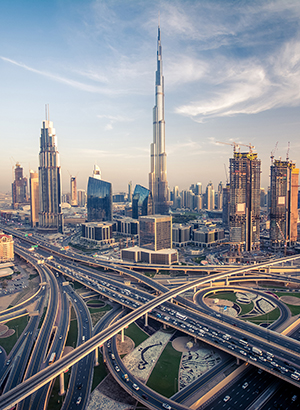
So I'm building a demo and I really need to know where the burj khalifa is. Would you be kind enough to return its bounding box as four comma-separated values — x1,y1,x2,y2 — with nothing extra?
149,26,170,215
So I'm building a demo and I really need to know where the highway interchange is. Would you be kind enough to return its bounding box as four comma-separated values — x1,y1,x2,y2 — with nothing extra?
0,224,300,409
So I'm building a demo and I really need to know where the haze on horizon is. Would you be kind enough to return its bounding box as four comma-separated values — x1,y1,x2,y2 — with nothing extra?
1,0,300,196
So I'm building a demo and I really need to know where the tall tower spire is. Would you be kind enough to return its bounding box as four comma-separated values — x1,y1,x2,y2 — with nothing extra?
149,26,169,215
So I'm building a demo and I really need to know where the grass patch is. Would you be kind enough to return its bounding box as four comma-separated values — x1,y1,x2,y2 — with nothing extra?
124,322,148,347
87,299,105,305
147,342,181,397
0,316,29,354
92,351,107,390
73,281,84,290
38,307,47,329
284,304,300,316
239,302,254,315
88,304,112,314
244,307,280,324
29,273,39,280
66,319,78,348
207,292,237,303
275,292,300,298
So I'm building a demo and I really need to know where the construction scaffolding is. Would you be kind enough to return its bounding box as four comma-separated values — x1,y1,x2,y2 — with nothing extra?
269,159,299,249
229,151,261,252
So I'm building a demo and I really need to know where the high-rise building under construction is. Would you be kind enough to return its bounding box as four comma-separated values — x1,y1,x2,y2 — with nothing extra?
149,26,170,215
229,150,261,252
270,159,299,248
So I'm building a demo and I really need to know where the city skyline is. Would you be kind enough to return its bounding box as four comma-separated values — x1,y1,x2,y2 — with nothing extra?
1,0,300,194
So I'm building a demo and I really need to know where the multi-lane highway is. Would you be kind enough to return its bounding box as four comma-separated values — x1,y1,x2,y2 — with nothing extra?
1,224,300,410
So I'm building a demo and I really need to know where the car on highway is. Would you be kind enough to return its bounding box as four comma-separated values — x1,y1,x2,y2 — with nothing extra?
77,383,82,390
162,403,172,410
223,395,230,402
115,366,120,372
76,397,82,405
292,395,297,402
132,383,139,391
242,382,249,389
142,394,148,400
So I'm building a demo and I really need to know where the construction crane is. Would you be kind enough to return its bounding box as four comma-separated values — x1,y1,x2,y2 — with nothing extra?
270,141,278,164
224,164,229,184
286,141,290,161
216,141,240,153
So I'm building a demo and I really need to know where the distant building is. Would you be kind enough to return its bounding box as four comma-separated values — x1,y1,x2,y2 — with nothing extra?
270,159,299,248
121,246,177,265
139,214,172,251
205,182,215,210
132,184,153,219
192,226,225,248
222,184,230,229
114,217,139,236
229,149,261,251
12,163,29,209
0,233,14,262
70,176,77,206
128,181,132,203
87,168,112,222
217,181,223,210
77,189,86,207
29,170,39,227
113,193,126,202
38,114,63,233
172,224,191,247
81,222,113,246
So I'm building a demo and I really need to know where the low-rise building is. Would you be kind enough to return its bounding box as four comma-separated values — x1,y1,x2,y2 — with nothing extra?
121,246,178,265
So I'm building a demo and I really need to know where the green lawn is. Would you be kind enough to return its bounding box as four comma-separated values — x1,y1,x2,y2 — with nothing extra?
66,319,78,347
244,307,280,324
147,342,181,397
207,291,237,303
92,351,107,390
124,322,148,347
0,316,29,354
239,302,254,315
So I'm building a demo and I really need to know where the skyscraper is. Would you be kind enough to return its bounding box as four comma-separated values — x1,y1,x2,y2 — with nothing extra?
139,215,172,251
270,159,299,248
87,166,112,222
205,182,215,210
149,26,170,215
38,114,63,233
229,149,261,251
77,189,87,207
132,184,153,219
70,176,78,206
12,163,29,209
29,171,39,228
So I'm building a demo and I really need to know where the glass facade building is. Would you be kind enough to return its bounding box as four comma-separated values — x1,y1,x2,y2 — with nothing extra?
132,184,153,219
87,177,112,222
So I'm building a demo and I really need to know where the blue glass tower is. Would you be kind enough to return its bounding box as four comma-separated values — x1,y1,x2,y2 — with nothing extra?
87,177,112,222
132,184,153,219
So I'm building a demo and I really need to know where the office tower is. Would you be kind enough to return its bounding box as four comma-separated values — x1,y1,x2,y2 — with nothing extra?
260,188,266,207
0,233,14,262
12,163,28,209
77,189,86,207
87,166,112,222
229,149,261,251
93,164,101,180
128,181,132,202
217,182,223,210
195,195,202,212
70,176,77,206
206,182,215,210
139,215,172,251
29,171,39,228
149,26,170,215
186,190,195,210
196,183,202,196
38,115,63,233
132,184,153,219
222,184,230,228
270,159,299,248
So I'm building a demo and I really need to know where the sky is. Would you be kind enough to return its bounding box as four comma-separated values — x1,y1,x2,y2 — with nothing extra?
1,0,300,196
